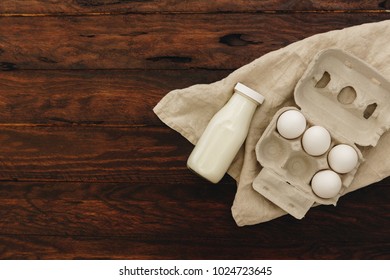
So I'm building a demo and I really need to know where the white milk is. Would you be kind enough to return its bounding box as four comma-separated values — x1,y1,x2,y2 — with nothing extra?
187,83,264,183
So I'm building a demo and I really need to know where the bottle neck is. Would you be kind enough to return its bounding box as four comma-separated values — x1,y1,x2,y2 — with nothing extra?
224,92,259,117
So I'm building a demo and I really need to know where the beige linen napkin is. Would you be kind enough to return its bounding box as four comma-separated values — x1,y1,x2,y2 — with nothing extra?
153,20,390,226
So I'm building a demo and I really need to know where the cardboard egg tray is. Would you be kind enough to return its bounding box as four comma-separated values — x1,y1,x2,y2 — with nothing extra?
253,49,390,219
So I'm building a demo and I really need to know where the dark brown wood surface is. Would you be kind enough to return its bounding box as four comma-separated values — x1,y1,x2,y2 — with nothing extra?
0,0,389,14
0,1,389,259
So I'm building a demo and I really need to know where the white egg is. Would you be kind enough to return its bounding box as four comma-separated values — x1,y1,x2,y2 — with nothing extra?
276,110,307,139
328,144,358,173
311,170,342,199
302,126,331,156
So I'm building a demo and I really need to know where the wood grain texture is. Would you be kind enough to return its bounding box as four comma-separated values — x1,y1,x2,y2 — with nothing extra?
0,0,389,14
0,233,390,260
0,13,389,70
0,181,388,259
0,180,388,237
0,70,229,125
0,235,388,259
0,126,195,182
0,0,389,260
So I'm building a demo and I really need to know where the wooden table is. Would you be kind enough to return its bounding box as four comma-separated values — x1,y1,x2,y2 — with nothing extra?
0,1,389,259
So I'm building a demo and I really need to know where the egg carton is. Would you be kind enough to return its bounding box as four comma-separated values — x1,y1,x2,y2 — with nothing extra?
253,49,390,219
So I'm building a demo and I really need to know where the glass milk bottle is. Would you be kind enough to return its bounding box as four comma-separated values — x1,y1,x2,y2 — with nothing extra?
187,82,264,183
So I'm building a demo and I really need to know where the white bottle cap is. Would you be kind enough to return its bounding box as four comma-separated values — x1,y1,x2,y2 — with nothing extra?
234,82,265,105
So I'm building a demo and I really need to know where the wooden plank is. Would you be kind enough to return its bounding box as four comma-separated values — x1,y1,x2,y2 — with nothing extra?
0,197,235,237
0,235,388,259
0,181,236,202
0,70,230,125
0,126,200,182
0,0,388,15
0,180,387,237
0,182,388,259
0,13,388,70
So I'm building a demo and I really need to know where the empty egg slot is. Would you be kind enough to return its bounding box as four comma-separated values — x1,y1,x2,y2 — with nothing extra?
257,131,290,164
337,86,357,105
315,71,331,88
283,152,318,185
363,103,377,119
